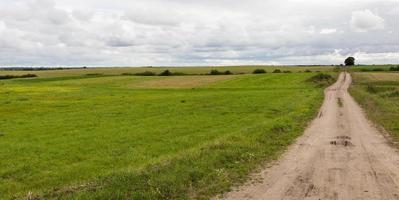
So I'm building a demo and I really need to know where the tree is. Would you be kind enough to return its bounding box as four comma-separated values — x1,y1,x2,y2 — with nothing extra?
253,69,266,74
345,57,355,66
210,69,221,75
159,70,172,76
224,70,233,75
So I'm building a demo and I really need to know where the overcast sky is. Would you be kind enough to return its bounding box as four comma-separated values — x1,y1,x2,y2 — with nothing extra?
1,0,399,67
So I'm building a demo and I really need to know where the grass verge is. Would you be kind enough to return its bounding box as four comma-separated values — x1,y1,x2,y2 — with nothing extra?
349,72,399,144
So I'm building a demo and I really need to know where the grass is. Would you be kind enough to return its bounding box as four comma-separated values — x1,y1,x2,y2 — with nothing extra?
337,98,343,107
0,66,335,78
0,72,329,199
350,72,399,143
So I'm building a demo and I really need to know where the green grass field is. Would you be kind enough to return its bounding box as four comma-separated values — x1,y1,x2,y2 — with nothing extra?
0,72,330,199
350,72,399,144
0,66,335,78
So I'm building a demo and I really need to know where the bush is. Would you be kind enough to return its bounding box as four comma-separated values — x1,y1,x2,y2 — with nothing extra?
390,66,399,71
304,70,312,73
253,69,266,74
0,74,37,80
159,70,172,76
209,70,222,75
224,70,233,75
361,68,386,72
272,69,282,73
133,71,156,76
85,73,103,76
309,73,332,81
21,74,37,78
171,72,187,76
283,70,292,73
209,70,233,75
307,73,335,86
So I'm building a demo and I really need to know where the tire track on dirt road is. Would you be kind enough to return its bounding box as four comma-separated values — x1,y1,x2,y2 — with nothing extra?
217,72,399,200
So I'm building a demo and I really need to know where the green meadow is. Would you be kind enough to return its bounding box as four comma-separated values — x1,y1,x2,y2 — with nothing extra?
0,65,335,78
0,71,330,199
350,72,399,144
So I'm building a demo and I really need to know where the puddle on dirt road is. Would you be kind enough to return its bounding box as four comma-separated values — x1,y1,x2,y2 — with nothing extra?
330,135,353,147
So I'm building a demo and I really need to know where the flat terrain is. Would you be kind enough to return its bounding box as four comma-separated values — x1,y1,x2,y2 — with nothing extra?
350,72,399,144
0,66,334,78
0,73,327,199
220,72,399,200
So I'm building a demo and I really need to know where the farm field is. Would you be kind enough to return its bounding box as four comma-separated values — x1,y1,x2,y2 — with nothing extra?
0,65,336,78
349,72,399,144
0,72,330,199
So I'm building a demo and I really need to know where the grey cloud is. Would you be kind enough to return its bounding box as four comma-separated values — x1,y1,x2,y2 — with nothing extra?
0,0,399,67
350,10,385,32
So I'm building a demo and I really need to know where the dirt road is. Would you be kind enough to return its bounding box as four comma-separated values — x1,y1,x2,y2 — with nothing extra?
219,72,399,200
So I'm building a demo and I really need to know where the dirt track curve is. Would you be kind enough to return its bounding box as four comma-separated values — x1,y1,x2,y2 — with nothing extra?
219,72,399,200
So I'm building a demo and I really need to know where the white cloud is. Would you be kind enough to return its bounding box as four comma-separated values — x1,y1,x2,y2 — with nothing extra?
320,28,337,34
350,9,385,32
0,0,398,66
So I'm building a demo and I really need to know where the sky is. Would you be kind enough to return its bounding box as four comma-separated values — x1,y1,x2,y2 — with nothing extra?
0,0,399,67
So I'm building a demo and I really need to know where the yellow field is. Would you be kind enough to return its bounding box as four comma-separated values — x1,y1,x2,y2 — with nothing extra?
352,72,399,82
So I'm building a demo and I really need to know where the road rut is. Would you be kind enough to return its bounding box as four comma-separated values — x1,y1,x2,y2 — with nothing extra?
219,72,399,200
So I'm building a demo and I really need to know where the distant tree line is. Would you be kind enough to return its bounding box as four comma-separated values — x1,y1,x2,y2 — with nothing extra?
127,69,236,76
0,74,37,80
0,67,87,71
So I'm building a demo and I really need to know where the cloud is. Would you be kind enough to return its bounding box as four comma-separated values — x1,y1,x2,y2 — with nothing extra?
320,29,338,34
350,9,385,32
0,0,398,66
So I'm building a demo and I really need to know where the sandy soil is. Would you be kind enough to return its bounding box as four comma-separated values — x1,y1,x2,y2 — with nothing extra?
218,72,399,200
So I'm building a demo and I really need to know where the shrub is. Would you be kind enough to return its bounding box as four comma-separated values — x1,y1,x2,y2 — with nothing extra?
390,66,399,71
0,74,37,80
121,73,134,76
209,70,233,75
172,72,187,76
283,70,292,73
307,73,335,86
272,69,282,73
304,70,312,73
159,70,172,76
210,70,222,75
361,68,386,72
85,73,103,76
253,69,266,74
20,74,37,78
308,73,332,81
133,71,156,76
224,70,233,75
